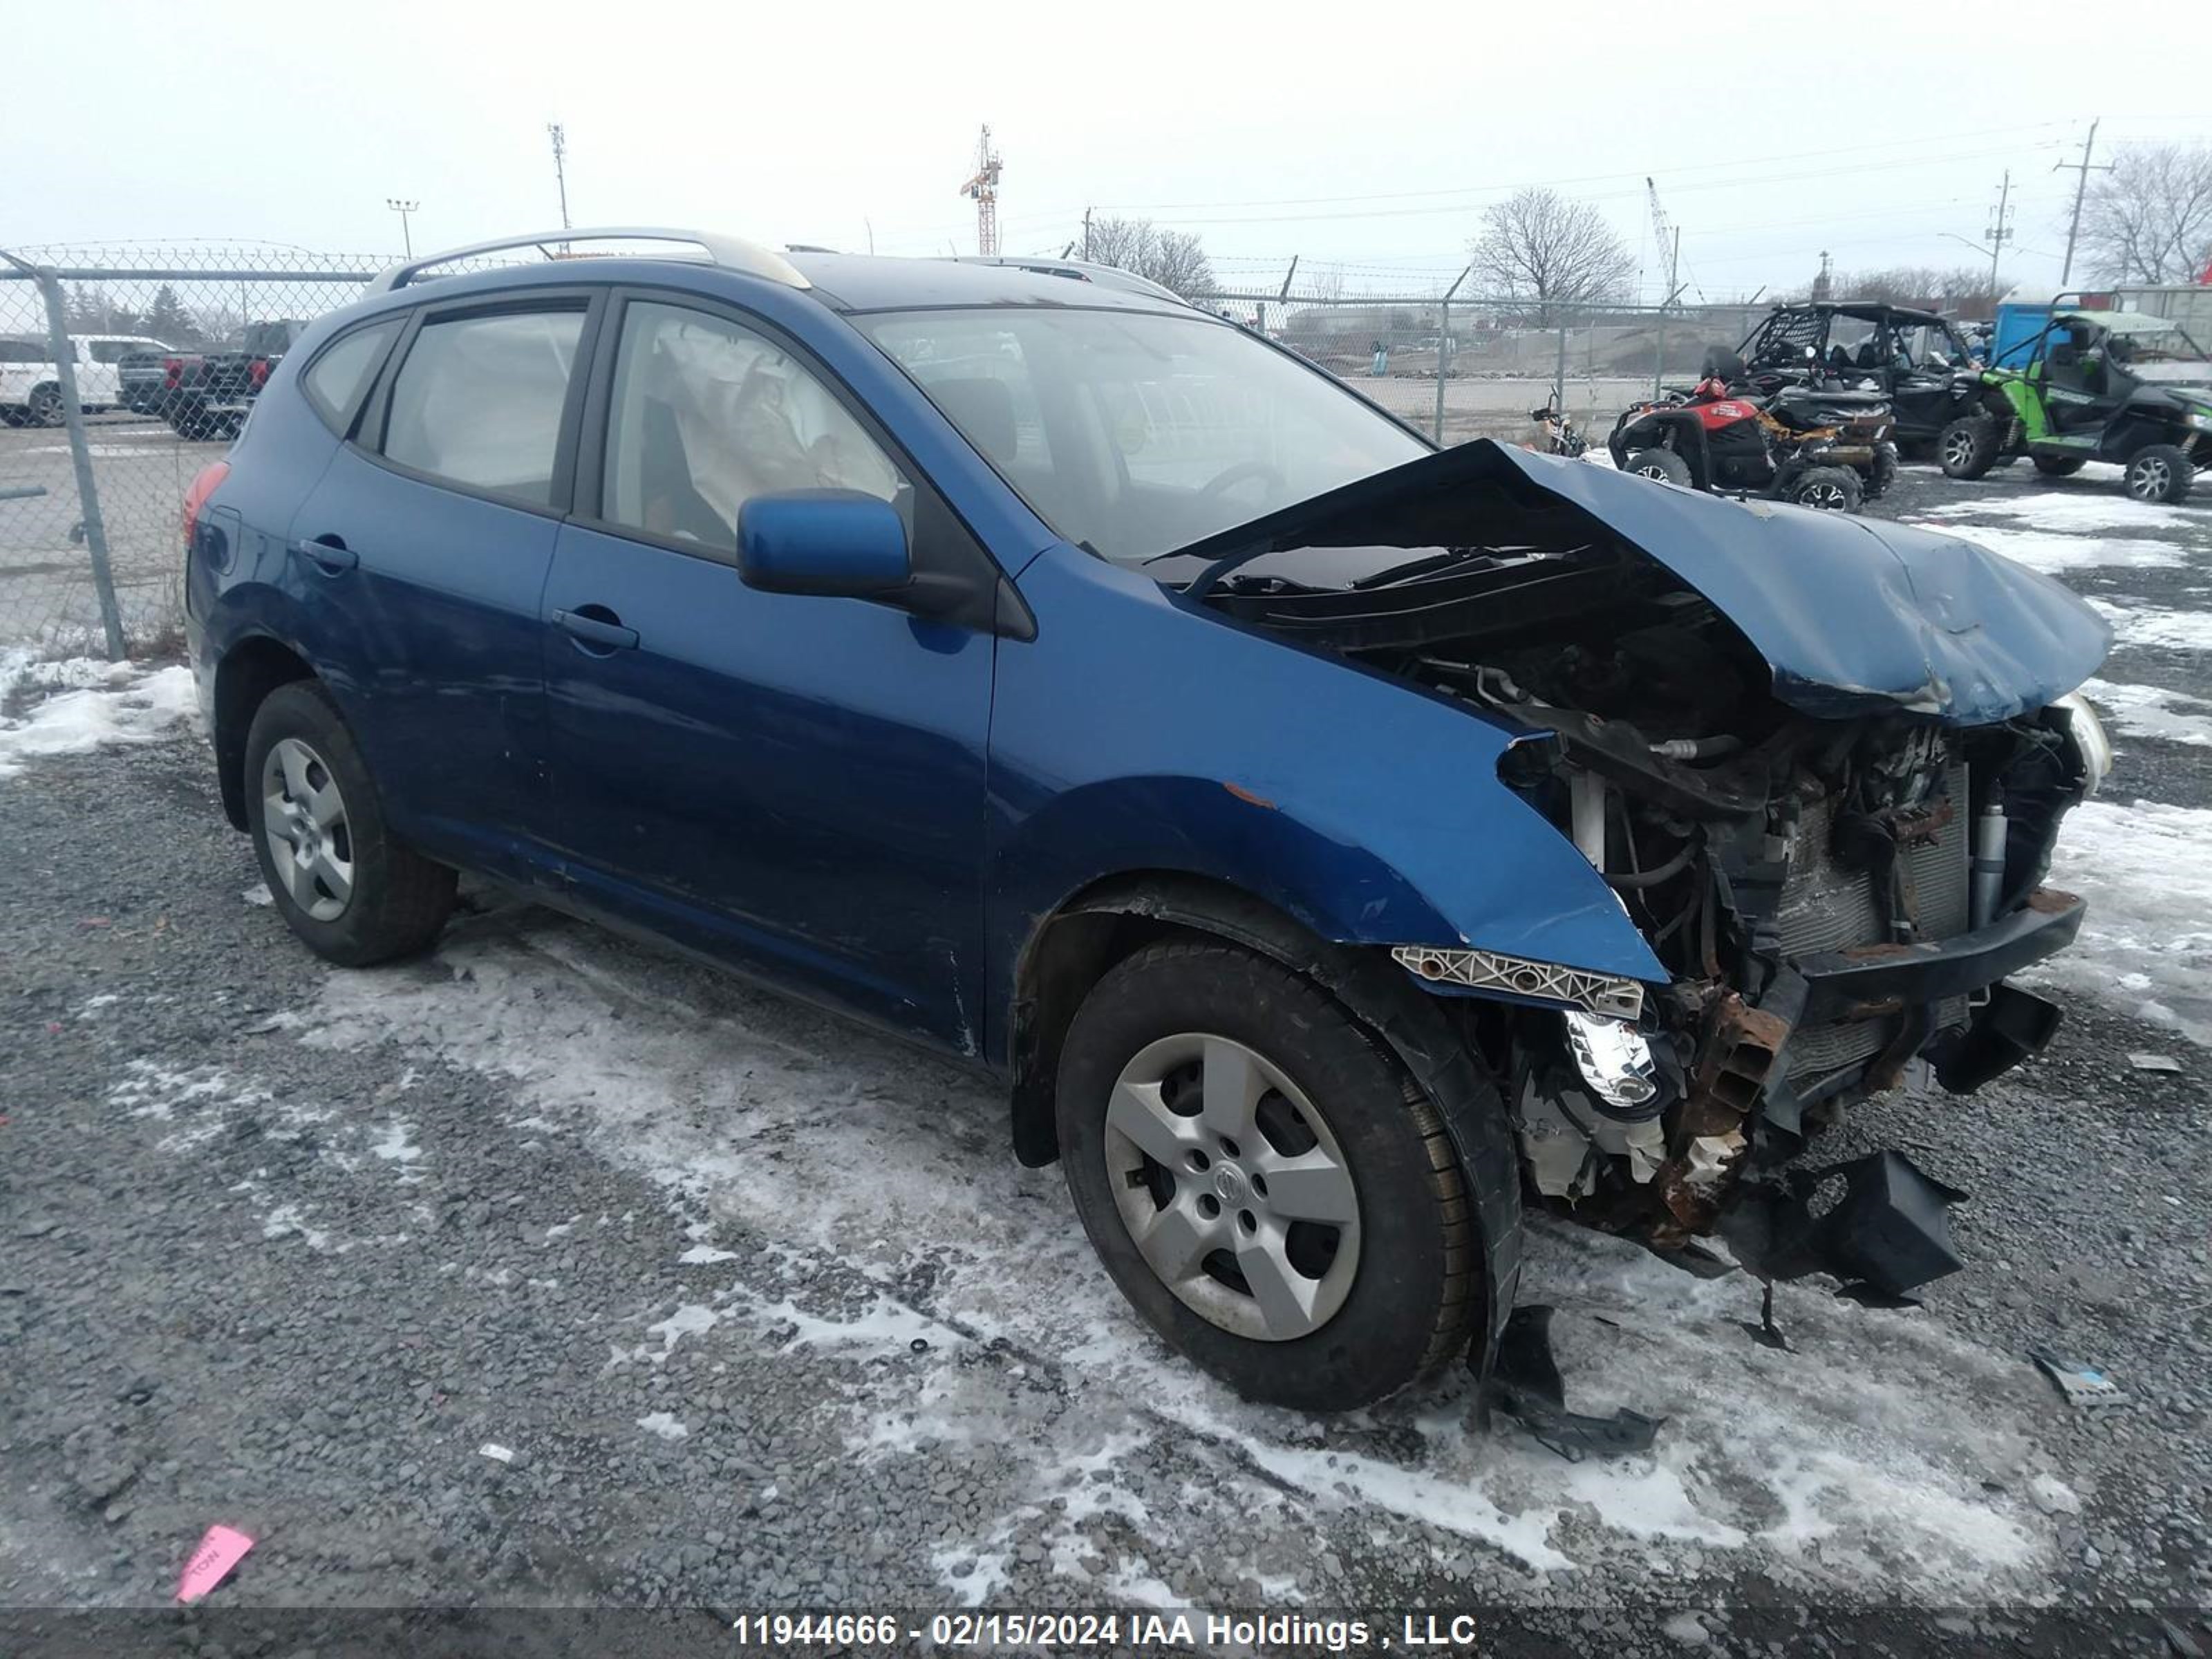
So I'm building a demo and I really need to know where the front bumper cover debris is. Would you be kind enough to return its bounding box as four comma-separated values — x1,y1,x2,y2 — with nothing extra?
1721,1150,1971,1297
1483,1304,1665,1461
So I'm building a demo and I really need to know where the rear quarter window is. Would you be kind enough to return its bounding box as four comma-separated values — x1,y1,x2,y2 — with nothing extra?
301,321,400,433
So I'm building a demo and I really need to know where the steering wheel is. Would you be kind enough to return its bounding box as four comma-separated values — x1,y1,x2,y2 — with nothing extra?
1199,460,1286,499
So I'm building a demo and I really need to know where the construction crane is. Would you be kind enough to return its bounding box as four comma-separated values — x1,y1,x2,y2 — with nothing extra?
1645,177,1682,306
959,125,1002,256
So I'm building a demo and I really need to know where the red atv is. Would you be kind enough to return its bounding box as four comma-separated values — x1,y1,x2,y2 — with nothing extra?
1606,350,1897,512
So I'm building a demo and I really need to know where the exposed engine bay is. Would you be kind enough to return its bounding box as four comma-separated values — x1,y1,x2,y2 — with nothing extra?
1196,485,2106,1297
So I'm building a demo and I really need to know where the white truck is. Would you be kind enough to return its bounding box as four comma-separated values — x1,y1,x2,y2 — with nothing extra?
1,332,176,426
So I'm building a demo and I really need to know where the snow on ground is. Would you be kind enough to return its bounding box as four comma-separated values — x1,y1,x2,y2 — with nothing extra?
2035,798,2212,1047
297,910,2067,1600
1903,520,2187,574
1917,489,2204,536
2090,597,2212,653
0,653,196,780
2081,677,2212,746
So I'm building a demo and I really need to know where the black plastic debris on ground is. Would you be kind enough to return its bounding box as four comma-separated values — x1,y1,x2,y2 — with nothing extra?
1483,1304,1663,1462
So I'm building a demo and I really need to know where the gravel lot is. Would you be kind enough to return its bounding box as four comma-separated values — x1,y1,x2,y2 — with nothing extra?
2,458,2209,1655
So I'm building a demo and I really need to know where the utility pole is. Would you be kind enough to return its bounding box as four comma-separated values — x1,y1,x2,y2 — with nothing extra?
1082,207,1092,262
1985,170,2014,297
547,123,571,231
2054,119,2113,289
385,198,418,257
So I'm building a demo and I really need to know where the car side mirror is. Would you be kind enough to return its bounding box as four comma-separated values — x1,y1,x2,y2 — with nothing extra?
737,490,912,602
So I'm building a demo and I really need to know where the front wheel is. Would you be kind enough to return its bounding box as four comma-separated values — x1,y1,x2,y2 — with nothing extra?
243,680,456,966
1938,415,2000,480
1623,447,1692,487
1056,939,1481,1412
1785,465,1864,512
2124,443,2193,505
26,384,63,428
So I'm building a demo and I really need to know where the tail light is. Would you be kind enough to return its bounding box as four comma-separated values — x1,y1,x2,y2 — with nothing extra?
182,460,229,552
247,358,271,391
163,356,185,390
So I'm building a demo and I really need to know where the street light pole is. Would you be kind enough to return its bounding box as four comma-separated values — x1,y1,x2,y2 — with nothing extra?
385,198,418,257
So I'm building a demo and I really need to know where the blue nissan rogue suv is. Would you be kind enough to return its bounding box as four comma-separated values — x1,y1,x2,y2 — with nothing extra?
185,228,2112,1412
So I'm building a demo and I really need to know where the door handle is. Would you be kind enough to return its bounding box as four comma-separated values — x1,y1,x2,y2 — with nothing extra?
550,607,639,651
290,536,357,574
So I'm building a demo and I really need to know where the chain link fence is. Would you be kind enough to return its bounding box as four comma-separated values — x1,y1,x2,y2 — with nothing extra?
1196,286,1772,448
0,245,384,660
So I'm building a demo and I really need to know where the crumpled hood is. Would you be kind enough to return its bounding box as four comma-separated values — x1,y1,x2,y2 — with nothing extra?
1166,440,2111,725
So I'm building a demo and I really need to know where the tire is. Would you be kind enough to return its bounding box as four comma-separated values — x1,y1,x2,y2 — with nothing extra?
2124,443,2193,505
1866,444,1899,501
26,384,63,428
243,680,456,966
2033,453,2088,477
1624,447,1692,487
1056,938,1481,1412
1784,465,1864,512
1938,415,2000,480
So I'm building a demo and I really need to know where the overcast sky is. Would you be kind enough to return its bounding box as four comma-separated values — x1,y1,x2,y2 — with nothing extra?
11,0,2210,303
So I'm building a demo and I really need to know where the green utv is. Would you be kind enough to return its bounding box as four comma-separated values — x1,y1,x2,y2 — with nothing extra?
1938,309,2212,505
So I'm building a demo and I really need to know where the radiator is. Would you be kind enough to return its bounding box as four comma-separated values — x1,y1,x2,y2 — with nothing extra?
1777,765,1971,1081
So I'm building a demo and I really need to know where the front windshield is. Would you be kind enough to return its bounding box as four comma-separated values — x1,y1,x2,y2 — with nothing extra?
857,307,1430,563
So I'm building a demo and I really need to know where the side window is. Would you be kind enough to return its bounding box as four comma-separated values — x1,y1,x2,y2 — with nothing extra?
382,308,585,505
0,340,45,364
600,301,901,554
302,321,399,431
90,340,131,364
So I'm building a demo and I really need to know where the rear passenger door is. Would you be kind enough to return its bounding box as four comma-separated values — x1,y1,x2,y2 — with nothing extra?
538,292,997,1048
286,291,600,880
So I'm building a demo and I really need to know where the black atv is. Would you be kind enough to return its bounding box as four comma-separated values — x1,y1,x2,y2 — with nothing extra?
1937,308,2212,505
1737,301,1983,451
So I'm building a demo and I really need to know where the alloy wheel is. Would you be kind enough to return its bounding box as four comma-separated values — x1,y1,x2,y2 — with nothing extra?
1942,429,1976,470
1801,480,1850,510
2128,456,2172,500
1103,1033,1361,1342
261,736,355,921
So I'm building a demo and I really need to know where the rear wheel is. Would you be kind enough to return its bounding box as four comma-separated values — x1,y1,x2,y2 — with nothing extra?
243,681,456,966
2033,453,2088,477
1056,939,1480,1412
1785,465,1864,512
1624,447,1691,487
2124,444,2193,505
26,384,63,428
1938,415,2000,480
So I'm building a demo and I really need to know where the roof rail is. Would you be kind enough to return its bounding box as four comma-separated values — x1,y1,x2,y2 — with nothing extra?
950,254,1185,306
368,227,810,294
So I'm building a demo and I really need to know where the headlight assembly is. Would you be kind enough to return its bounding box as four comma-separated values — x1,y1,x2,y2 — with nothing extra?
2054,691,2112,796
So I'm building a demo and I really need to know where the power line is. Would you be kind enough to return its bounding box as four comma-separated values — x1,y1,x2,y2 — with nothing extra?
1085,120,2081,214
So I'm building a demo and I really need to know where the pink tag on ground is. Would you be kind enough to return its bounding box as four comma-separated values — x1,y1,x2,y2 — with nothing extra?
176,1524,254,1602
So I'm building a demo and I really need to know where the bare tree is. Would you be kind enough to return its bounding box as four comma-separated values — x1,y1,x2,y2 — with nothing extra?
1468,189,1635,326
2079,142,2212,285
1082,216,1216,301
1810,265,1999,317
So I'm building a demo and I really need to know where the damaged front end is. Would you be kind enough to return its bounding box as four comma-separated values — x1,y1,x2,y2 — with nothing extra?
1177,442,2112,1298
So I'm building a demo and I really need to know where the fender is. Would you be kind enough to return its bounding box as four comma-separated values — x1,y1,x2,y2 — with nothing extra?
985,543,1664,1066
